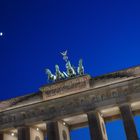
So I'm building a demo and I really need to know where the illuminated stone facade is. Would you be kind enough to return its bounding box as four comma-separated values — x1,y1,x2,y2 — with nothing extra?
0,65,140,140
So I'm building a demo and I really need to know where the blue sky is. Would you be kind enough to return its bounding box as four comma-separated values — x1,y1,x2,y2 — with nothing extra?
0,0,140,139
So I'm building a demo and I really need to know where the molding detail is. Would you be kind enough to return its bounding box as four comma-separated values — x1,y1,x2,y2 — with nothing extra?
40,75,91,100
0,78,140,130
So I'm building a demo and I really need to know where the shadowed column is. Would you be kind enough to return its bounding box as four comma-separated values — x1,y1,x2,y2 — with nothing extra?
17,126,30,140
47,121,59,140
0,133,3,140
43,131,47,140
87,111,108,140
120,104,138,140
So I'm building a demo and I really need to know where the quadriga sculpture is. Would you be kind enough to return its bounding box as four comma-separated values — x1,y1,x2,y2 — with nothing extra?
45,69,56,82
66,61,76,77
55,65,65,80
77,59,84,75
45,51,85,82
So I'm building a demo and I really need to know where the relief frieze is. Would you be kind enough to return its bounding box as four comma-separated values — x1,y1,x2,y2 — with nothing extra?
40,75,91,100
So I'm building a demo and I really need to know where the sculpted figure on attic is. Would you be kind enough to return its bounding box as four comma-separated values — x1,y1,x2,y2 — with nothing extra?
45,51,85,82
65,61,76,77
77,59,84,75
55,64,65,80
46,69,56,81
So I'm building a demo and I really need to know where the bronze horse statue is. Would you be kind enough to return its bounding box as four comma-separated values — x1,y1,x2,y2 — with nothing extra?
66,61,76,77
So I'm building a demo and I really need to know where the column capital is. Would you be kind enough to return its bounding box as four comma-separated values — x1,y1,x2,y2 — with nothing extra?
87,109,102,114
13,123,29,129
119,102,131,107
87,110,103,118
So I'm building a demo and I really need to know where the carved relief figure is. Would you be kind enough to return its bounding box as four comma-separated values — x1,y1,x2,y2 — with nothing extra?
60,50,68,62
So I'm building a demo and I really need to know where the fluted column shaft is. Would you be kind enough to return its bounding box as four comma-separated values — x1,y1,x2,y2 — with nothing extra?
17,126,30,140
87,111,108,140
120,105,138,140
0,133,3,140
47,121,59,140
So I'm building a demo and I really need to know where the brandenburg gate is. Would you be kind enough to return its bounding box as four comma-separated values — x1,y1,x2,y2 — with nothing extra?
0,52,140,140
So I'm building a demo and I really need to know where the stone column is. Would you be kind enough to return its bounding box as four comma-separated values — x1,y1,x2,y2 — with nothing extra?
0,133,3,140
43,131,47,140
87,111,108,140
46,121,70,140
17,126,30,140
120,104,139,140
46,121,59,140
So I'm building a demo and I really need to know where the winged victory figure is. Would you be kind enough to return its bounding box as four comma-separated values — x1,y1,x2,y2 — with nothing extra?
60,50,68,62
